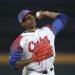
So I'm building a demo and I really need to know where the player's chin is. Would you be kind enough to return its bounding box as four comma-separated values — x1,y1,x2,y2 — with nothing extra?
28,24,36,28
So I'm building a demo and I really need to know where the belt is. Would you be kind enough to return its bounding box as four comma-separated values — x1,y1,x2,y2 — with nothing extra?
28,68,53,74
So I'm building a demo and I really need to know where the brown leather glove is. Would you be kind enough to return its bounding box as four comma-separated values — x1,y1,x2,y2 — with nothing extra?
32,40,53,63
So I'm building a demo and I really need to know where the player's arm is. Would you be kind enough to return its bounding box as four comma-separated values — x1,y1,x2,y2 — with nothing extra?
38,11,68,35
15,58,33,69
49,12,68,35
9,35,33,70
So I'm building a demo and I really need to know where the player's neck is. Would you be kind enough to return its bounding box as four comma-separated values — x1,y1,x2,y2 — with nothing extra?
26,28,36,32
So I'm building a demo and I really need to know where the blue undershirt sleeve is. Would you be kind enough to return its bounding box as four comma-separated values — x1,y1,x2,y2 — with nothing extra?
9,47,23,69
9,35,23,69
51,14,68,35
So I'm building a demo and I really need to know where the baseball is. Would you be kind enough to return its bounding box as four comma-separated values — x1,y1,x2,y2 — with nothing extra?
36,11,41,18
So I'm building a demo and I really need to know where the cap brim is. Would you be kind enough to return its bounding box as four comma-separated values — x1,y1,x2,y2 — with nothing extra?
26,11,35,16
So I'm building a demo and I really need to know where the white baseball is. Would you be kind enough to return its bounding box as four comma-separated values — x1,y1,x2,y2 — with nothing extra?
36,11,41,18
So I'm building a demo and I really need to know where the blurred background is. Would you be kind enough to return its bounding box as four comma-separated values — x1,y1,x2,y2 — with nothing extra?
0,0,75,75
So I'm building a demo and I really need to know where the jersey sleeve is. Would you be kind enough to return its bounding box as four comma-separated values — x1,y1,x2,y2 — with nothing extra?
51,14,68,35
9,35,23,69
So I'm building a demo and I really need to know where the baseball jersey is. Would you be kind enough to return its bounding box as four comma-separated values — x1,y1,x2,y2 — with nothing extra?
9,14,68,71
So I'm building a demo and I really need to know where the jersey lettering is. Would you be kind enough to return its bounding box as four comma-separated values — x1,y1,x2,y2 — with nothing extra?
28,36,50,52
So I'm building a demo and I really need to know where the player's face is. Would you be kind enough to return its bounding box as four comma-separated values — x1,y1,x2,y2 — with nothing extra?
21,14,36,29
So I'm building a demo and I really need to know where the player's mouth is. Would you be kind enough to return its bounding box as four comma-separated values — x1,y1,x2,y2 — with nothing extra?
30,19,36,24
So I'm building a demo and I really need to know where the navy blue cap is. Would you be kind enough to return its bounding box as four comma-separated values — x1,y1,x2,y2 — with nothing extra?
18,9,34,23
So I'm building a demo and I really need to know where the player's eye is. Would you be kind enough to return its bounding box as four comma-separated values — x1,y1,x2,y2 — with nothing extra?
22,15,34,22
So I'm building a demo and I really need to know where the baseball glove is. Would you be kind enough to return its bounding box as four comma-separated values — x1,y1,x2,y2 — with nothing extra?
32,40,53,63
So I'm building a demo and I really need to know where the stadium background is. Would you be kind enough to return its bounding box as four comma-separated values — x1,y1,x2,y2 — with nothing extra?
0,0,75,75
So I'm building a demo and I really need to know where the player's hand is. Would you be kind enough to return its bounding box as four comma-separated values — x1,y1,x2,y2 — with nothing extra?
36,10,48,19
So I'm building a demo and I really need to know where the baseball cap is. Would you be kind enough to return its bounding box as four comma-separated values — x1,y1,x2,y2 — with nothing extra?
18,9,35,23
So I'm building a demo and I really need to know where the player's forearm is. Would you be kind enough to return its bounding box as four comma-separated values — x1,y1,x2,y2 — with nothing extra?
36,11,61,19
15,58,33,69
44,11,60,19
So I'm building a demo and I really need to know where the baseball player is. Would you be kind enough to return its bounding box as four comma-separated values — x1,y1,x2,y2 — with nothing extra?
9,9,68,75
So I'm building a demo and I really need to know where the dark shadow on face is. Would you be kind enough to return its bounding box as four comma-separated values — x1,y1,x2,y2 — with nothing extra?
21,14,36,30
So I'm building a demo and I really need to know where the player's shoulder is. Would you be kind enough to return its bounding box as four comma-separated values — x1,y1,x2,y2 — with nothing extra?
20,31,26,36
40,25,55,35
14,32,24,41
10,34,23,49
41,25,51,31
16,34,23,40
